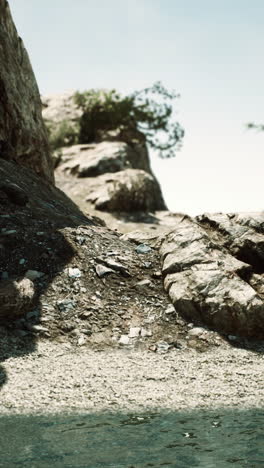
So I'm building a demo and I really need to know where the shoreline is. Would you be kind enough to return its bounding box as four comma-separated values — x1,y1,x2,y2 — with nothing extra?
0,341,263,415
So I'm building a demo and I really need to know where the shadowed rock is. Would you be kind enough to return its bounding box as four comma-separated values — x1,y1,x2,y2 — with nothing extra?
0,1,53,181
160,215,264,338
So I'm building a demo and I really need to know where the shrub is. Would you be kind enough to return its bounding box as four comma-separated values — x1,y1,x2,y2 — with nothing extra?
46,119,79,151
74,82,184,158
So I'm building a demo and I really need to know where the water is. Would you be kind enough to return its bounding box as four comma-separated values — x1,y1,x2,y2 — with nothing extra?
0,409,263,467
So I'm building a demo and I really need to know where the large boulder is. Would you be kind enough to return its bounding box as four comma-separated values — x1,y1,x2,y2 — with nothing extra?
0,1,53,181
160,215,264,338
55,141,137,176
57,168,167,212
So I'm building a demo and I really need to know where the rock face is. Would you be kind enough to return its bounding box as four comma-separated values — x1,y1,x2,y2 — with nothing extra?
84,168,166,212
43,92,167,212
160,213,264,338
0,1,53,181
55,141,139,175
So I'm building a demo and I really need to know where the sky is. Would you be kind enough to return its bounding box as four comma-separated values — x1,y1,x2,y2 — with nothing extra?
9,0,264,215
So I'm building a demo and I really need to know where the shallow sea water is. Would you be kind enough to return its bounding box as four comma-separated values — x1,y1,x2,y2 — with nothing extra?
0,408,263,467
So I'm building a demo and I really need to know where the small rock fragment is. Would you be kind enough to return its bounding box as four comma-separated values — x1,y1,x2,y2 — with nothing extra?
25,270,44,281
136,279,152,287
26,324,49,333
95,264,115,278
228,335,238,341
68,267,82,278
129,327,141,338
136,244,152,254
188,327,206,337
57,299,76,312
119,335,130,345
77,335,87,346
156,341,170,353
152,271,162,279
141,328,152,337
165,305,175,314
0,278,35,319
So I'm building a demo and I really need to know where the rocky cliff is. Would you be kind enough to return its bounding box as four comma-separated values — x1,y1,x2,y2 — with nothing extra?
0,1,53,181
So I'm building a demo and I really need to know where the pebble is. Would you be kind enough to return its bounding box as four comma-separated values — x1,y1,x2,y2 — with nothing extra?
95,264,115,278
188,327,206,337
165,305,175,314
135,244,152,254
156,341,170,353
129,327,141,338
19,259,26,265
152,271,162,279
136,279,152,287
26,324,49,333
141,328,152,337
119,335,130,345
228,335,238,341
68,267,82,278
77,336,87,346
25,270,44,281
57,299,75,312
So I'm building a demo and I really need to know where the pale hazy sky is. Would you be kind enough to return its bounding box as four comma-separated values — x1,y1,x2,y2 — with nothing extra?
9,0,264,214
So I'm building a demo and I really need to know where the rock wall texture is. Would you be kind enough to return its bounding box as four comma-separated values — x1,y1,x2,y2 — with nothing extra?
0,1,53,181
55,143,167,213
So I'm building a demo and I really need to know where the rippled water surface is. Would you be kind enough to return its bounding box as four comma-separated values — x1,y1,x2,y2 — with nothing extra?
0,409,263,467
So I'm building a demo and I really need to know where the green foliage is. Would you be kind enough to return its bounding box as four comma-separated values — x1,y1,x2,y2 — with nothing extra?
74,82,184,158
247,122,264,132
46,120,79,151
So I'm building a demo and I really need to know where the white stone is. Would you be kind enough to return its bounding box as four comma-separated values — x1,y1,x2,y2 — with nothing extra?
68,267,82,278
119,335,130,345
141,328,152,337
188,327,205,337
129,327,141,338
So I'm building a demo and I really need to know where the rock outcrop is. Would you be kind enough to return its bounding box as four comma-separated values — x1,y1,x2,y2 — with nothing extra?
160,213,264,338
42,92,167,213
0,1,53,181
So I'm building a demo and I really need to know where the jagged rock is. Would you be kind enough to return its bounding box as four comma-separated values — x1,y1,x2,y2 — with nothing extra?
56,141,134,176
197,212,264,273
0,278,35,319
160,216,264,338
84,169,166,212
0,2,53,181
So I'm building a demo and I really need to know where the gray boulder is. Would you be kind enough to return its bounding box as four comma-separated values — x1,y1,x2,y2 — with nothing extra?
160,215,264,338
197,212,264,274
0,2,53,181
85,168,167,212
0,278,35,320
55,141,134,176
